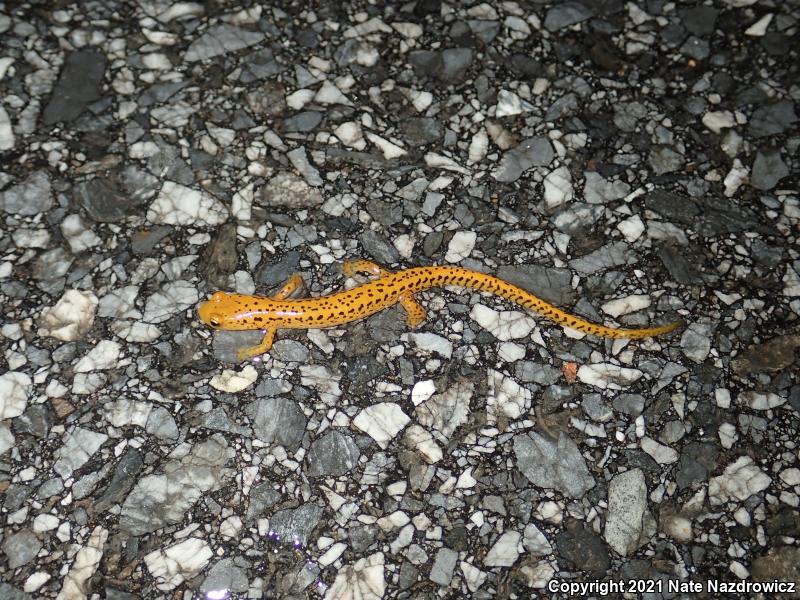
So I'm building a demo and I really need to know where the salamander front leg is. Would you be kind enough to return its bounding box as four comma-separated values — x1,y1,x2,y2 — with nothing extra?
236,275,302,361
237,328,277,361
342,259,392,279
399,294,427,328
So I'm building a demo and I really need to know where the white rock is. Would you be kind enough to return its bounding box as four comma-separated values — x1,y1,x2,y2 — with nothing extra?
105,399,152,428
142,53,172,69
231,183,254,221
640,436,679,464
523,523,552,556
324,552,385,600
407,332,453,358
662,515,693,543
739,391,785,410
334,121,365,149
206,123,235,147
460,561,487,593
0,422,15,454
601,294,651,318
315,80,352,105
110,321,162,343
143,280,198,323
745,13,773,36
498,342,526,362
12,227,51,248
456,467,477,489
144,537,213,590
405,89,433,112
300,365,342,404
33,514,60,532
38,289,98,341
617,215,645,242
0,104,14,151
23,572,50,593
708,456,771,504
53,427,108,478
318,542,347,567
702,110,736,133
74,340,122,372
210,365,258,393
487,369,530,421
61,215,102,254
365,132,406,159
403,424,442,464
779,468,800,486
353,403,410,449
411,379,436,406
57,526,108,600
718,422,738,449
484,531,521,567
392,22,423,38
467,128,489,165
147,182,228,226
0,372,31,420
495,90,534,117
444,231,477,262
343,17,392,38
470,305,537,341
543,166,573,209
424,152,469,174
723,159,748,197
286,89,314,110
577,363,643,390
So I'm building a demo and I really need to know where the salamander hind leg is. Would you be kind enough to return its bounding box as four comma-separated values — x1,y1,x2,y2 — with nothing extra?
342,259,392,278
273,274,304,299
237,328,277,361
399,294,427,328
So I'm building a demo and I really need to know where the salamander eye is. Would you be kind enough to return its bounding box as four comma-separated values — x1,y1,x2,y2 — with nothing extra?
208,316,221,327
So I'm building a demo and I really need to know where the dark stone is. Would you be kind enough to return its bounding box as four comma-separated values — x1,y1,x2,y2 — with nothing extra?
555,519,610,574
43,49,107,125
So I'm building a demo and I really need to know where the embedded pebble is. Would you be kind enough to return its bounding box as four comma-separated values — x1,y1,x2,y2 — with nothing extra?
38,289,98,341
577,363,643,390
604,469,655,556
353,403,410,449
210,365,258,393
0,3,797,596
147,182,228,226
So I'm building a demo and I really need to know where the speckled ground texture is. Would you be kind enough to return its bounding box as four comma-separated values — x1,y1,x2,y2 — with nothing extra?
1,0,799,598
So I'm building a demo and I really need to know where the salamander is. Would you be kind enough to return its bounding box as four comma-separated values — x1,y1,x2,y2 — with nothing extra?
197,259,681,361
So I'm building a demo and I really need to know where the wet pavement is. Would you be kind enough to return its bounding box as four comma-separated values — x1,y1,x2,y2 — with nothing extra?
0,1,799,598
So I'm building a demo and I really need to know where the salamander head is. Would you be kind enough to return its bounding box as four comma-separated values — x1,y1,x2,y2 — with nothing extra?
197,291,233,329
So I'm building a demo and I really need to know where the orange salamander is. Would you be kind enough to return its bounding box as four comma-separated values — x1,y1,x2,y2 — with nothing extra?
197,259,682,361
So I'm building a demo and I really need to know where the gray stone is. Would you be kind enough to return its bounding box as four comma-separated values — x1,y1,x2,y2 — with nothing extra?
0,171,53,216
248,397,307,450
269,503,323,546
306,430,361,477
201,558,249,594
492,137,555,182
544,2,594,31
429,547,458,585
514,431,595,498
569,241,635,276
92,448,144,514
751,149,789,191
649,145,685,175
496,264,575,307
246,482,282,521
2,529,41,569
185,25,264,62
43,49,106,125
749,100,797,138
